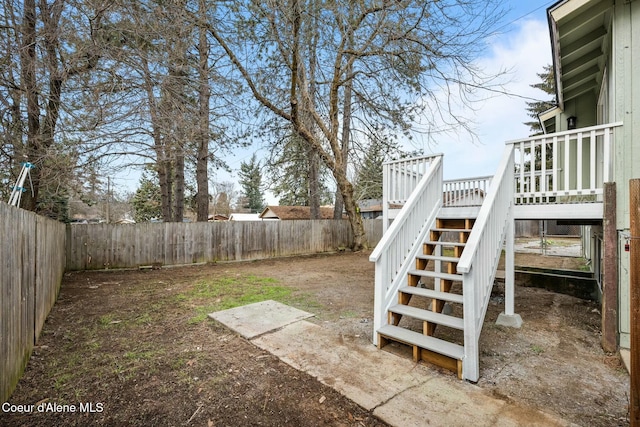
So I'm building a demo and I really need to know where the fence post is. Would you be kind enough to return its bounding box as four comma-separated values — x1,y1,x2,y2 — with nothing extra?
630,178,640,427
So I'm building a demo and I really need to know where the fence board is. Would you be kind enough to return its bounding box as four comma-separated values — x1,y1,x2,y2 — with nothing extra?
65,219,382,270
34,215,66,340
1,202,65,402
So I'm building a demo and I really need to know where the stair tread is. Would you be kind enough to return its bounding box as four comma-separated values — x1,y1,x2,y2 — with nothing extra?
378,324,464,360
424,241,466,247
399,286,464,304
389,304,465,330
409,269,463,282
432,228,473,232
416,254,460,263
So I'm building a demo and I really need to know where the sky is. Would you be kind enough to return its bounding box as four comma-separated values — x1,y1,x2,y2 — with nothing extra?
112,1,558,204
427,1,557,181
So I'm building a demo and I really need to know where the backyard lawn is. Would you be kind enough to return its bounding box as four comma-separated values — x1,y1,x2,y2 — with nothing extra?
1,251,629,426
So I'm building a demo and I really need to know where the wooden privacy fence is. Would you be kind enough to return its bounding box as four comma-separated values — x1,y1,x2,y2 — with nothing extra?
66,219,383,271
1,202,66,403
1,212,380,402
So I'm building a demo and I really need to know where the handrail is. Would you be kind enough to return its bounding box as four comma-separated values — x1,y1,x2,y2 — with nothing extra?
370,155,442,262
457,146,513,274
458,144,514,381
371,155,443,345
382,154,441,233
505,122,623,145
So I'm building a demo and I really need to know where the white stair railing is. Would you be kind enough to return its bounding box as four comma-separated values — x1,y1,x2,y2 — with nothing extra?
457,145,515,381
371,155,443,345
382,155,441,232
510,122,622,205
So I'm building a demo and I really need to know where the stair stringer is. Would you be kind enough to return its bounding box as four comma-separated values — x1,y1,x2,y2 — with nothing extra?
371,202,441,346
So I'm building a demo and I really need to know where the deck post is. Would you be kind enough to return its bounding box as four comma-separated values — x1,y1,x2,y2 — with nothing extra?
602,182,617,353
497,211,522,328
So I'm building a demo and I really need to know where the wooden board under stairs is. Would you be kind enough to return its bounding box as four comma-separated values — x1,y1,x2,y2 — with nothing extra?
399,285,464,304
389,304,464,330
377,324,464,378
415,254,460,264
408,269,462,282
423,240,465,248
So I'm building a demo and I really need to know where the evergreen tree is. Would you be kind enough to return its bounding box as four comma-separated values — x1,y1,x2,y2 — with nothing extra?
524,64,556,134
238,154,265,213
132,170,162,222
268,133,332,207
354,141,386,201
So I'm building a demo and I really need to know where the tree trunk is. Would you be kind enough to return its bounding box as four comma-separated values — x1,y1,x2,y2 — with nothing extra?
333,168,367,250
334,33,353,220
173,149,185,222
308,144,320,219
159,157,172,221
195,0,210,222
20,0,39,211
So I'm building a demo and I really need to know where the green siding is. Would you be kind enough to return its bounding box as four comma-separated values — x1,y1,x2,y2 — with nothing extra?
612,0,640,349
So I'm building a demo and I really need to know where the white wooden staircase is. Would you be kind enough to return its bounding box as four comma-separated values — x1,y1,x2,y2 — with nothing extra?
370,123,621,382
378,218,474,377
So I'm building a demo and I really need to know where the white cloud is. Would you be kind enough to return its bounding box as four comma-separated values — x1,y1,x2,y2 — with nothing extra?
412,18,552,180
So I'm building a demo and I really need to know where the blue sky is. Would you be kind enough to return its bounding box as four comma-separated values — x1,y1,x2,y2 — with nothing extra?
428,1,557,181
112,1,558,203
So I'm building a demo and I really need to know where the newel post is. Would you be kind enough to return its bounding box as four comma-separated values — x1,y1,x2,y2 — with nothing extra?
497,208,523,328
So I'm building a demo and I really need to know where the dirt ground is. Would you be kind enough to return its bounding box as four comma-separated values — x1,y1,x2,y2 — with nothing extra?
2,251,630,426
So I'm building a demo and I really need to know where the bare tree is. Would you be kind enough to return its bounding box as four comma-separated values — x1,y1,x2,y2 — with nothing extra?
0,0,109,211
203,0,505,250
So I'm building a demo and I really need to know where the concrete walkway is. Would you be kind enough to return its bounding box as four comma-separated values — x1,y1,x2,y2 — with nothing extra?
210,300,574,427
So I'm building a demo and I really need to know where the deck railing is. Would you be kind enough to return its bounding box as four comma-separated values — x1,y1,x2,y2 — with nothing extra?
510,122,622,205
457,145,515,381
443,176,492,207
371,155,443,345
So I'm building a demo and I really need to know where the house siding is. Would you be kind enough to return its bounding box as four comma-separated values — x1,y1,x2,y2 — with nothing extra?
612,0,640,349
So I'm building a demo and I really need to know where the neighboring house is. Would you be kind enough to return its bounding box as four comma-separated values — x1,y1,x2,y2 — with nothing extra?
371,0,638,381
259,205,338,220
114,218,135,224
208,214,229,221
228,213,262,221
358,199,383,219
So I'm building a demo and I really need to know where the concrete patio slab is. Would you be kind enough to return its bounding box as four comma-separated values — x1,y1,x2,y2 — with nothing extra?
210,301,573,426
208,299,314,339
251,320,427,411
373,376,569,427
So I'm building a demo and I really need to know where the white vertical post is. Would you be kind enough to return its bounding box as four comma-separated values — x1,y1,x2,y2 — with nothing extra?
505,215,515,316
382,162,389,233
577,132,583,190
462,271,479,381
604,127,611,182
590,129,597,189
564,134,570,191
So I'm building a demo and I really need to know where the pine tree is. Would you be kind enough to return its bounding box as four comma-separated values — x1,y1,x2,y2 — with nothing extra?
238,154,265,213
524,64,556,135
132,170,162,222
354,142,386,201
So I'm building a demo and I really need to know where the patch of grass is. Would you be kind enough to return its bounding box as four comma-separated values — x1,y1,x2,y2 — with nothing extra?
98,314,124,328
339,310,359,319
124,349,159,361
54,372,74,390
530,344,545,355
178,274,301,323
